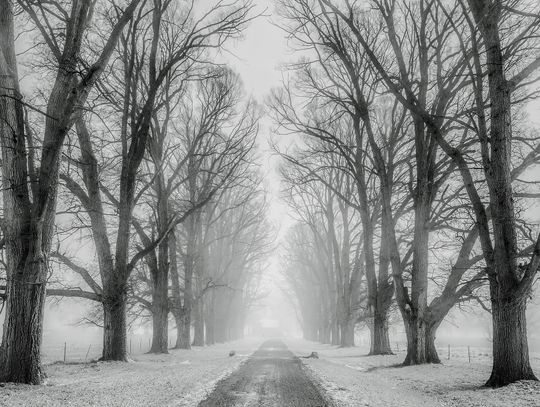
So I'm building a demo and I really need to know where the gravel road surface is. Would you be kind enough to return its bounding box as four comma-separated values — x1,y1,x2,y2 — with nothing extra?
198,339,329,407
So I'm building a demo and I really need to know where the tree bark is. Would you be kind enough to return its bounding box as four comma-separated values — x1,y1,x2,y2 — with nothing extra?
466,1,538,386
102,292,128,361
486,297,536,386
370,313,393,355
331,318,340,346
174,309,191,349
426,322,441,364
0,1,47,385
0,257,48,384
149,268,169,353
340,320,355,347
205,293,216,345
319,321,331,344
192,297,205,346
402,313,440,365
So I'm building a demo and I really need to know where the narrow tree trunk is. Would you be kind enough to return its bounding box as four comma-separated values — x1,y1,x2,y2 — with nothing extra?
426,322,441,364
206,321,215,345
319,322,330,344
149,269,169,353
192,298,205,346
486,297,537,386
170,230,191,349
403,170,432,365
370,312,393,355
102,293,128,361
331,318,340,345
340,320,355,347
205,302,215,345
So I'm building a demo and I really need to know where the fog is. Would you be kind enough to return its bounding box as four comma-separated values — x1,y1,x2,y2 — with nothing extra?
1,2,540,405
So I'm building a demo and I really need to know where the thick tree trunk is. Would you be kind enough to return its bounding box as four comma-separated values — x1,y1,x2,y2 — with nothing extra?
465,2,538,386
402,314,440,365
174,309,191,349
486,297,536,386
370,312,393,355
0,258,48,384
0,2,47,384
403,315,425,365
102,293,128,361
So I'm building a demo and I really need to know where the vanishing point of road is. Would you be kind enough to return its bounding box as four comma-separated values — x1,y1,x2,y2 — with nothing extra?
198,339,329,407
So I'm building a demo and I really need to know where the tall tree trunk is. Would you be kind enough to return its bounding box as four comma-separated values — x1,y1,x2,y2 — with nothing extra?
149,268,169,353
192,298,205,346
174,309,191,349
331,318,340,345
340,320,355,347
466,1,538,386
402,312,440,365
0,2,47,384
371,214,395,355
403,148,434,365
170,230,191,349
205,293,216,345
486,296,535,386
319,321,331,344
370,312,392,355
426,321,441,364
206,318,215,345
102,291,128,361
0,255,48,384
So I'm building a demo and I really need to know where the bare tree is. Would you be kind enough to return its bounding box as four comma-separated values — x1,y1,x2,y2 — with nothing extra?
202,181,273,344
319,0,540,385
0,0,140,384
161,68,259,348
52,1,255,360
280,155,366,346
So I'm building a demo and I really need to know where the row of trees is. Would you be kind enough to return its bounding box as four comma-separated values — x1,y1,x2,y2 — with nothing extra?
275,0,540,387
0,0,270,385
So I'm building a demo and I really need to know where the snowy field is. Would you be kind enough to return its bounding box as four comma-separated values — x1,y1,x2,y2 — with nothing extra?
1,336,540,406
0,338,261,407
286,338,540,407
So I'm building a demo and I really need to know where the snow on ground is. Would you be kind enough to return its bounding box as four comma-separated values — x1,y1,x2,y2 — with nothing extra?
286,338,540,407
0,337,262,407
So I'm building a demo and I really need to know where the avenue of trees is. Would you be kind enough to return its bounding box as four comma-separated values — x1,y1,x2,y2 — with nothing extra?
0,0,271,385
0,0,539,392
274,0,540,387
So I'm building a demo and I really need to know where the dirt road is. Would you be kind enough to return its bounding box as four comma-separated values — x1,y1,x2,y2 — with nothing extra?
198,339,329,407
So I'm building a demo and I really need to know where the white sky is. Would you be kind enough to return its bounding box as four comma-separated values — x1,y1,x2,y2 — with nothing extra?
220,1,296,233
219,2,301,327
222,1,288,100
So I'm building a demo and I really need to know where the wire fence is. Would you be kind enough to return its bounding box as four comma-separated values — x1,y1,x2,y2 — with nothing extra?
392,342,494,363
41,336,179,364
